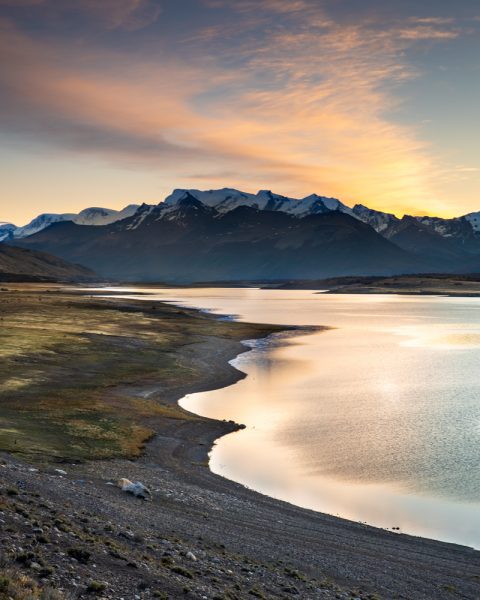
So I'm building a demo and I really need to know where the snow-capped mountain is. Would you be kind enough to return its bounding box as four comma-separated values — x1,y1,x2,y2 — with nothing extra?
413,215,474,239
351,204,480,260
6,188,480,246
352,204,399,234
73,205,139,226
6,204,139,239
5,187,480,278
14,193,420,281
124,188,355,230
13,213,77,239
158,188,480,254
10,186,480,281
157,189,480,264
162,188,354,219
351,204,479,241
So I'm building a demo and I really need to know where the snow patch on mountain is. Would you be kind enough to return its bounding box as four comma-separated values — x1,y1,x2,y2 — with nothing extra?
74,204,139,226
352,204,399,234
13,213,76,239
5,187,480,245
464,212,480,232
414,216,456,238
126,204,156,230
0,223,17,242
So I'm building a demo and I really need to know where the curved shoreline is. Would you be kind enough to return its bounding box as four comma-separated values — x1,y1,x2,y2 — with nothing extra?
1,286,479,598
176,318,480,552
86,293,480,598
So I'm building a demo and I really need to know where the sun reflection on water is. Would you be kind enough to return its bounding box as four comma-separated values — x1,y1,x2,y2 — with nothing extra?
98,287,480,548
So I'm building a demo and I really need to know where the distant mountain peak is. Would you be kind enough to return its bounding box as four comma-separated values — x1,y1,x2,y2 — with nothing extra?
2,204,140,240
256,189,276,198
10,185,480,282
352,204,399,234
4,187,480,274
167,192,215,217
160,187,355,220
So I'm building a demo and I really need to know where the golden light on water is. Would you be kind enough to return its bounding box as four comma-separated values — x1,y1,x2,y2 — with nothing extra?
398,325,480,349
101,287,480,548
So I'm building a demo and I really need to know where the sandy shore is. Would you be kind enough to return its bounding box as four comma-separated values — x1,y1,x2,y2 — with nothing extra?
0,288,479,599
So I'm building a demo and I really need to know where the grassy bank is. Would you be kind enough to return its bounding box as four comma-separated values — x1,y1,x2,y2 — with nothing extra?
0,285,278,462
1,285,478,600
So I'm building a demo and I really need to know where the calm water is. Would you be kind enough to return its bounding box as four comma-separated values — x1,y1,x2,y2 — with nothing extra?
100,288,480,548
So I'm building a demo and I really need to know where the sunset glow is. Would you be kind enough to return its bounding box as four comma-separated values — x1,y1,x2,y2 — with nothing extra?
1,0,480,223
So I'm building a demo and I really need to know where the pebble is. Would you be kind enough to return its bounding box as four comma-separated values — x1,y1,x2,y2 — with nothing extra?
119,530,135,540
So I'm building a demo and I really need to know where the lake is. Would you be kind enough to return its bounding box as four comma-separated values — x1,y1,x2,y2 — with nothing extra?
101,287,480,548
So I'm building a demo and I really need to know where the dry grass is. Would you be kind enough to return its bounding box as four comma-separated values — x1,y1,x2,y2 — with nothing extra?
0,566,67,599
0,286,276,461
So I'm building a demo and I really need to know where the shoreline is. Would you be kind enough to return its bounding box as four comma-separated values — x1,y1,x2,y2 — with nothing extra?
140,304,479,546
0,285,479,598
79,292,480,596
79,274,480,298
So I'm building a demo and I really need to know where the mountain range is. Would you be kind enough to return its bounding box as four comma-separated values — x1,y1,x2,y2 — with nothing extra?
0,204,139,242
6,188,480,281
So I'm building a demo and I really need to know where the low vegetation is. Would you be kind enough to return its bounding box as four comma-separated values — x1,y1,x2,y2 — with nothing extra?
0,285,276,461
0,566,63,599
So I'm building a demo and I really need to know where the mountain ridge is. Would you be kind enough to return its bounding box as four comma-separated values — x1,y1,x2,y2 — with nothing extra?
0,204,139,241
0,244,96,282
11,196,439,282
6,187,480,281
4,188,480,241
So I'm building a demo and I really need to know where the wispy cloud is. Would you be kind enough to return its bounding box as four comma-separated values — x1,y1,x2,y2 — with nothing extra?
186,3,463,212
456,166,479,173
0,20,201,160
398,26,459,40
0,1,474,216
410,17,456,25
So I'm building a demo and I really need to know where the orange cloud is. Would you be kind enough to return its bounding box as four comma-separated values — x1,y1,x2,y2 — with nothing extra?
0,4,473,219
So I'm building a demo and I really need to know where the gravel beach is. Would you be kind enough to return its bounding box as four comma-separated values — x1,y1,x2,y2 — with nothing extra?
0,287,478,599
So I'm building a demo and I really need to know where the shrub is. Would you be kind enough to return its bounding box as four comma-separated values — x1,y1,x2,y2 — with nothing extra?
87,580,107,594
170,565,193,579
67,547,91,564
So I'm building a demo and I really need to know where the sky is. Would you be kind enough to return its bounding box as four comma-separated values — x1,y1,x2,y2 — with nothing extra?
1,0,480,225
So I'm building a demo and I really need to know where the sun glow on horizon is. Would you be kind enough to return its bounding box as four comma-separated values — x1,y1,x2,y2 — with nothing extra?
1,1,480,224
